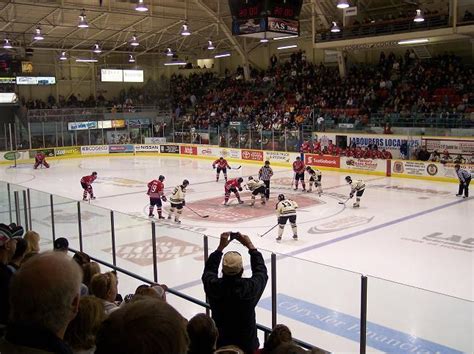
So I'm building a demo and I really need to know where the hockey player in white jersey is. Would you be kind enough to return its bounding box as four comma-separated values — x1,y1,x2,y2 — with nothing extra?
246,176,267,206
275,194,298,241
168,179,189,223
306,166,323,196
345,176,365,208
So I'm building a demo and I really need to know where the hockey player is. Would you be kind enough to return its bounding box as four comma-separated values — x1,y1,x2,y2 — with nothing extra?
168,179,189,224
212,157,231,182
455,164,471,198
224,177,244,206
34,152,50,169
80,172,97,201
147,175,166,219
306,166,323,196
292,156,306,191
275,194,298,241
345,176,365,208
246,176,267,206
258,160,273,200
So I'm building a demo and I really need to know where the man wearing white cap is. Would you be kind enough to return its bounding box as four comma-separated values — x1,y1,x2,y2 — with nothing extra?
202,232,268,354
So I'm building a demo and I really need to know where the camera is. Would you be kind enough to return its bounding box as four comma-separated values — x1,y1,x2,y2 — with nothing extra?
229,231,240,241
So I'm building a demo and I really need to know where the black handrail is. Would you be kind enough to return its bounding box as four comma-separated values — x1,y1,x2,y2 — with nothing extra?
69,247,319,352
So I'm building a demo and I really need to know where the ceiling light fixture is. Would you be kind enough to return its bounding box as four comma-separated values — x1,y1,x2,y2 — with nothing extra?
76,58,98,63
398,38,429,45
129,54,136,63
3,39,12,49
260,34,269,43
164,61,186,66
277,44,298,50
93,43,102,54
337,0,350,9
274,35,298,40
130,35,139,46
135,0,148,12
214,53,231,58
33,27,44,41
181,23,191,36
207,40,215,50
414,9,424,22
331,21,341,33
166,48,174,56
59,51,67,61
78,9,89,28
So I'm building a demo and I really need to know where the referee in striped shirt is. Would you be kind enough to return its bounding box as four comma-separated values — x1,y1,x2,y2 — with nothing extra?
259,161,273,201
455,164,471,198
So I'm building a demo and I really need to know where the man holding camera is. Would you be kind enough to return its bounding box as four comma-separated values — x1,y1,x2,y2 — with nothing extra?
202,232,268,354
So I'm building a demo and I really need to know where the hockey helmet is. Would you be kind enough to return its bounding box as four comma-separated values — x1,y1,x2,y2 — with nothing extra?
92,171,98,176
305,166,312,171
296,156,301,160
248,176,254,181
345,176,352,183
454,164,460,170
265,160,270,165
219,156,224,160
158,175,165,181
237,177,243,183
278,194,285,202
182,179,189,186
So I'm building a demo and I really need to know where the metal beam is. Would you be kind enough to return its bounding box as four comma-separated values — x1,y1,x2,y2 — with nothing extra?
58,12,109,46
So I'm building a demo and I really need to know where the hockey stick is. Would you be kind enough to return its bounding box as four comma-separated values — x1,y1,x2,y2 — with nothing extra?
231,165,241,170
185,205,209,218
258,224,278,237
338,197,351,205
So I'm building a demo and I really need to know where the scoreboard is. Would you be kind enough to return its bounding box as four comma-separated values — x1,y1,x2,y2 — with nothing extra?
229,0,303,37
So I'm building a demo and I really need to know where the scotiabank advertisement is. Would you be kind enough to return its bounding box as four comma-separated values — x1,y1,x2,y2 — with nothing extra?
180,145,197,155
241,149,264,161
305,154,340,168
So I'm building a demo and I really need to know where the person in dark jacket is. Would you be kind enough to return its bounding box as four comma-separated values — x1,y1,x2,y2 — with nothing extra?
202,232,268,354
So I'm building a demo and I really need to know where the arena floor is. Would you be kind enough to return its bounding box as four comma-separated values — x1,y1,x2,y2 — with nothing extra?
0,156,472,353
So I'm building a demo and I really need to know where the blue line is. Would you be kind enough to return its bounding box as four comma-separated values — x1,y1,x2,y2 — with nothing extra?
173,197,470,292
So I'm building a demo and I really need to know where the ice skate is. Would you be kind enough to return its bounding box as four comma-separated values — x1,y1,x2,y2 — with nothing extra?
90,196,96,200
276,236,282,241
82,198,88,202
175,219,181,224
353,202,360,208
167,215,172,220
456,194,462,197
293,235,298,240
238,200,244,204
148,214,154,218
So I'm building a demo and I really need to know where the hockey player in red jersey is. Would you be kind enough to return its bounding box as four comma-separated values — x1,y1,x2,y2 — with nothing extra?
212,157,231,182
147,175,166,219
224,177,244,205
33,152,50,169
80,172,97,201
292,156,306,191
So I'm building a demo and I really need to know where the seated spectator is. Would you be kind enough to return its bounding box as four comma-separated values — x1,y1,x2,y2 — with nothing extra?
202,232,268,354
417,147,430,161
134,283,168,302
64,296,105,354
429,150,441,162
82,261,101,289
187,313,218,354
73,251,91,267
54,237,70,252
95,298,189,354
90,272,120,315
7,237,27,273
440,150,452,163
0,251,82,353
214,345,245,354
259,324,293,354
454,154,466,164
0,223,21,326
23,230,40,258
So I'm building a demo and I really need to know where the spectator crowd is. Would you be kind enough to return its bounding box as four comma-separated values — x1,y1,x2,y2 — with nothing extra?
0,223,324,354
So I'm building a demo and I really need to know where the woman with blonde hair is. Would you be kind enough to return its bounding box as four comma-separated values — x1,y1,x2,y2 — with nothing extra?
22,230,40,264
89,272,119,315
82,262,101,289
64,296,105,354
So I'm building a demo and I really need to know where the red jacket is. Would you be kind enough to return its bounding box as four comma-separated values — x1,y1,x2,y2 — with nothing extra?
293,160,305,173
81,175,97,185
147,180,164,198
213,159,230,169
225,178,241,191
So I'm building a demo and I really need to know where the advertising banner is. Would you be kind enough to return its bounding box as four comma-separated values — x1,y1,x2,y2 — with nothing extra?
341,157,386,173
135,145,161,152
54,146,81,157
305,154,340,168
160,145,180,154
68,121,98,131
392,160,474,180
219,148,241,159
267,17,299,35
180,145,198,155
241,149,264,161
144,137,167,144
109,145,134,153
0,151,29,162
197,146,218,158
423,138,474,156
81,145,109,155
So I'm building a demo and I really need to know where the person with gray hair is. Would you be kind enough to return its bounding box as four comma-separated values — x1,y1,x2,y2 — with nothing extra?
0,251,82,354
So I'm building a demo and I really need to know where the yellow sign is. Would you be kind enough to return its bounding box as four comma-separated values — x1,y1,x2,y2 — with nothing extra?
21,61,33,74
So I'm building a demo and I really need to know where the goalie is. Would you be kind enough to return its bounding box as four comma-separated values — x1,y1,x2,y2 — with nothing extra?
246,176,267,206
34,152,50,169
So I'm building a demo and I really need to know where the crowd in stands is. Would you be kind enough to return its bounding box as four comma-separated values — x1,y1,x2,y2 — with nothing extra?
299,140,393,159
414,147,474,164
170,51,473,132
0,223,324,354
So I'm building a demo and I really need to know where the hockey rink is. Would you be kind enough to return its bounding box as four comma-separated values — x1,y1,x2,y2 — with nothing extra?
0,155,472,353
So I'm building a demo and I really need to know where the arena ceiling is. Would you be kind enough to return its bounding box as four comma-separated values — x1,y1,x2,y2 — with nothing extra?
0,0,443,60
